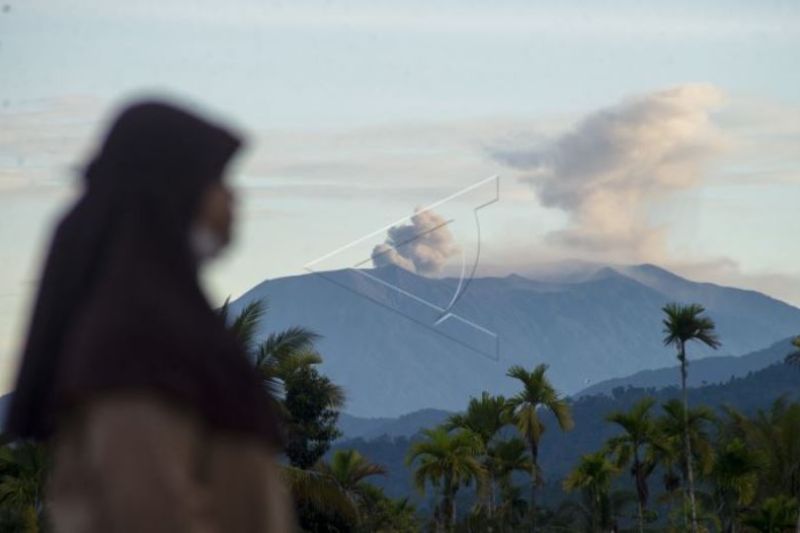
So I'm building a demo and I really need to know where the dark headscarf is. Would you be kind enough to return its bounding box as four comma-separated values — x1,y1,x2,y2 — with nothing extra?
6,100,282,446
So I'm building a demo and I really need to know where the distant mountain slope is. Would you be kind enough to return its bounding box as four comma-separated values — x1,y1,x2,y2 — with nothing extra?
577,335,797,397
338,335,799,441
231,264,800,417
333,360,800,502
338,408,451,441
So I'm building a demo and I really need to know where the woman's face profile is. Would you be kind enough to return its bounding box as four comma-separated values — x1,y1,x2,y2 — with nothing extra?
194,181,236,250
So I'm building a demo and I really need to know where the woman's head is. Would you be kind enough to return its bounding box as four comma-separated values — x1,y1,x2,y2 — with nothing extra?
85,100,243,260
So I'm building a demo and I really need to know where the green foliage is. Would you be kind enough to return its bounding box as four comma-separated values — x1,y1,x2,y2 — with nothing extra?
662,302,721,533
226,299,354,531
317,449,386,493
731,398,800,501
489,436,533,489
223,298,344,472
0,441,49,533
347,302,800,532
406,427,485,530
661,303,721,356
282,465,359,527
604,397,659,532
444,392,509,447
445,391,512,518
283,363,344,470
710,436,762,531
355,484,419,533
220,298,267,350
562,451,622,531
220,298,322,396
658,399,717,477
505,363,573,529
555,488,636,533
505,364,574,451
742,495,799,532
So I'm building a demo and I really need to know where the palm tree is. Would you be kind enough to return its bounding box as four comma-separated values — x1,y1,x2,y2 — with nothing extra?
556,489,635,533
281,465,360,525
711,437,761,533
657,398,716,529
491,437,534,490
753,400,800,496
505,363,574,531
445,392,509,448
315,449,387,510
221,298,325,396
356,483,419,533
649,419,683,525
742,495,799,533
662,302,721,532
225,300,350,527
749,399,800,533
604,397,659,533
225,298,345,436
491,482,527,531
489,437,534,531
563,451,620,532
406,427,486,531
445,392,510,517
785,336,800,365
723,400,800,533
218,298,264,349
659,399,716,476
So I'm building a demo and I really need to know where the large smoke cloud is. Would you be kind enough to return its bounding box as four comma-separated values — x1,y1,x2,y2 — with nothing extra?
493,84,727,261
371,208,459,275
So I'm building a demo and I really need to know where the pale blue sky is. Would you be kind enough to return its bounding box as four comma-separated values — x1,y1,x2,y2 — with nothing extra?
1,0,799,393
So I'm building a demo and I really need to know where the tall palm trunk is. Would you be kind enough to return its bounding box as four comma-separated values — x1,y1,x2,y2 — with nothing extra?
663,479,674,530
633,451,645,533
488,472,496,532
437,481,449,533
592,488,602,533
682,481,689,531
529,440,539,532
442,473,455,532
680,343,699,533
636,500,645,533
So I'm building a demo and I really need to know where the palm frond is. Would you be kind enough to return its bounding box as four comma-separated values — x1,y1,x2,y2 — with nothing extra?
281,465,358,522
226,299,268,348
256,327,321,367
662,302,721,350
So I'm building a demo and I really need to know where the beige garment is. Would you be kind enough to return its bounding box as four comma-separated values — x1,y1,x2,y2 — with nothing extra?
47,392,294,533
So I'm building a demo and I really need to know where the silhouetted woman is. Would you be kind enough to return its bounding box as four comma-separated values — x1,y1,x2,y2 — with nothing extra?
5,100,293,532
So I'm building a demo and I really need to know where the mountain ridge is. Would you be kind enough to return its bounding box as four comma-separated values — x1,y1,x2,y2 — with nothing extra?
335,334,799,441
231,262,800,417
576,335,797,397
